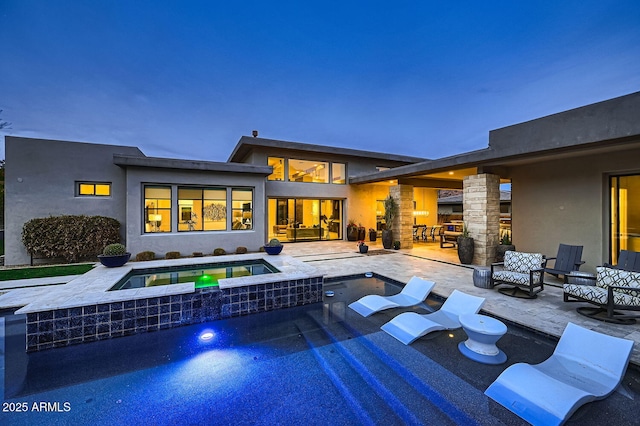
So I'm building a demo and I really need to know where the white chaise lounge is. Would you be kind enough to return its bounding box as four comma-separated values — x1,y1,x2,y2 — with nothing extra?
348,276,435,317
380,289,486,345
485,322,634,426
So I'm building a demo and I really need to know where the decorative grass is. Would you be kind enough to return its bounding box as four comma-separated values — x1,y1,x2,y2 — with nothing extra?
0,263,94,281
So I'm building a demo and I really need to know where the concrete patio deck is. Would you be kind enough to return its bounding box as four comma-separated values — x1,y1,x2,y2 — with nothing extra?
1,240,639,365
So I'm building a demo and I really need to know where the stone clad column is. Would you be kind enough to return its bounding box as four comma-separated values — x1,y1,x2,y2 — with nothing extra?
463,174,500,265
390,184,414,249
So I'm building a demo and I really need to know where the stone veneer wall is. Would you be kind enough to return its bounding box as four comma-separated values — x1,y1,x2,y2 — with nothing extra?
463,174,500,266
25,277,323,352
389,184,414,249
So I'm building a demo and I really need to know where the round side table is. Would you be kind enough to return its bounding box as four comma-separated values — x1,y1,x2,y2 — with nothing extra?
458,313,507,364
472,267,493,289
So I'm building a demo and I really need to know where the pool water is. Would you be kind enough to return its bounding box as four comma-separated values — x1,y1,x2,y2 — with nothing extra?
109,259,279,290
2,277,639,425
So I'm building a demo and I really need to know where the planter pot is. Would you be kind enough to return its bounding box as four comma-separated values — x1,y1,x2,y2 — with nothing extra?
382,229,393,249
357,228,366,241
347,226,359,241
457,237,474,264
98,253,131,268
495,244,515,262
369,230,377,242
359,245,369,254
264,245,283,255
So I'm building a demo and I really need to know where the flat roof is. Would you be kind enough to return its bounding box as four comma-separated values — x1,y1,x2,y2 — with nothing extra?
227,136,427,164
352,91,640,184
113,154,273,175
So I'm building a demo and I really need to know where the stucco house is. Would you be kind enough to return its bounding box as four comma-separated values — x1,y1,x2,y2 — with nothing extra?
4,91,640,271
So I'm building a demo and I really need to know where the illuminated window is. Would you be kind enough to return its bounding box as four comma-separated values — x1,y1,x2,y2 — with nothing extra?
232,188,253,230
77,182,111,197
288,159,329,183
144,186,171,233
178,187,227,232
267,157,285,181
332,163,346,184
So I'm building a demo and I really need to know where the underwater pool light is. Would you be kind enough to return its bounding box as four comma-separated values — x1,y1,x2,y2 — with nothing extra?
199,329,216,342
196,274,213,284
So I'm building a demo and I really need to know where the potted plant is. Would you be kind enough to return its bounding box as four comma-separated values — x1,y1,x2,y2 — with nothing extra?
393,240,401,250
368,228,377,242
357,241,369,254
346,220,359,241
98,243,131,268
382,195,398,249
457,225,474,264
357,224,367,241
263,238,284,255
495,232,515,262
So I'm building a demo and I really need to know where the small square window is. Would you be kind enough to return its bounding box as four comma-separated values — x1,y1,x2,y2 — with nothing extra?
77,182,111,197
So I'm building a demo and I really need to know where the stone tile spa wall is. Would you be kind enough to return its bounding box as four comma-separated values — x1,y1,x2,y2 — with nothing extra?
25,277,324,352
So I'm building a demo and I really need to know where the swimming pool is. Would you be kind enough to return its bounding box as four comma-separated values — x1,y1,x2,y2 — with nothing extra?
3,276,639,425
109,259,279,290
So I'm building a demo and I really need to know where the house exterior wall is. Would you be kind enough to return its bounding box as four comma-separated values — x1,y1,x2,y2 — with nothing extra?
238,146,414,235
511,145,640,273
123,167,267,257
4,137,143,266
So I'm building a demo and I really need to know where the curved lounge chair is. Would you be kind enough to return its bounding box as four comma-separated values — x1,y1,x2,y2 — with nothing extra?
348,276,435,317
380,289,486,345
485,322,634,426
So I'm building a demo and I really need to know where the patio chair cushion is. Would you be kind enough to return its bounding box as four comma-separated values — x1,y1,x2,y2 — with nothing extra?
563,266,640,306
504,251,544,274
594,266,640,295
492,271,535,286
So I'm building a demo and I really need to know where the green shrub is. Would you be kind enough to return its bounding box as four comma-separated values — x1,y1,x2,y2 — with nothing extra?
235,246,247,254
265,238,282,247
192,252,204,257
165,251,181,259
22,215,121,263
135,251,156,261
103,243,127,256
213,248,226,256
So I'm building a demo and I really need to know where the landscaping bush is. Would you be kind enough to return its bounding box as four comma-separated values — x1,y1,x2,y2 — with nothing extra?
165,251,181,259
213,248,226,256
135,251,156,261
22,215,121,263
235,246,247,254
192,252,204,257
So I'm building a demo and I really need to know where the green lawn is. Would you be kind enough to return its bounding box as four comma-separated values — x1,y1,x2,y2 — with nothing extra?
0,263,94,281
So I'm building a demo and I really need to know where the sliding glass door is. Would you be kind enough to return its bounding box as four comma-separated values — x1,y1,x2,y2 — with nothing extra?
610,174,640,265
267,198,343,241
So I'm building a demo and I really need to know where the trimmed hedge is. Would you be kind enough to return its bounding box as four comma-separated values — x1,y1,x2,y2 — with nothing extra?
22,215,121,263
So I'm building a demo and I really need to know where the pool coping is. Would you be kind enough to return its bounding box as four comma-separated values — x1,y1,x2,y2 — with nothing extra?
15,253,319,314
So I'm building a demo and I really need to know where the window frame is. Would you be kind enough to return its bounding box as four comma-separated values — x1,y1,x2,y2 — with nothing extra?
76,181,112,197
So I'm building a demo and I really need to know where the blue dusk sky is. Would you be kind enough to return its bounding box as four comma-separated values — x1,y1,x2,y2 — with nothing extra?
1,1,639,162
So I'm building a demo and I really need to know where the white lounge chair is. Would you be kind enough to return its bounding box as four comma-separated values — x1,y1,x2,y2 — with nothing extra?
485,322,634,426
380,289,486,345
348,276,435,317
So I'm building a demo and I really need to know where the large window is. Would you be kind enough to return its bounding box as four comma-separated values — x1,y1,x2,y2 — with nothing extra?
268,198,342,241
77,182,111,197
332,163,346,184
144,186,171,233
231,188,253,230
267,157,285,181
178,187,227,232
288,159,329,183
611,174,640,264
